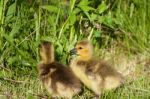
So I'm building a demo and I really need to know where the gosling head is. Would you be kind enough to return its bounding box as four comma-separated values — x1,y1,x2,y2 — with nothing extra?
70,40,93,61
39,41,54,64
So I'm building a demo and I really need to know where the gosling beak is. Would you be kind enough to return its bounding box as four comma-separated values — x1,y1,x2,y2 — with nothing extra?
70,48,77,55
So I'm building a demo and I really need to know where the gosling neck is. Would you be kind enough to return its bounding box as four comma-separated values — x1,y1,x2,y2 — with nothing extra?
42,44,55,64
77,55,92,61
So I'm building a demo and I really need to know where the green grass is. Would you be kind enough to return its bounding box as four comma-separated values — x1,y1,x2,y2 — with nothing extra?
0,0,150,98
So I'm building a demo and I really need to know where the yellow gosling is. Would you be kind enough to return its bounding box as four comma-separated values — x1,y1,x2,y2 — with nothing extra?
70,40,124,96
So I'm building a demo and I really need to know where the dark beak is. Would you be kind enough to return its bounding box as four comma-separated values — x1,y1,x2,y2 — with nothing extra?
70,48,77,55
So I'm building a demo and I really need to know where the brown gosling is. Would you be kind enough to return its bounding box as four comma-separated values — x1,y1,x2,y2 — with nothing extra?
69,40,124,96
38,41,81,99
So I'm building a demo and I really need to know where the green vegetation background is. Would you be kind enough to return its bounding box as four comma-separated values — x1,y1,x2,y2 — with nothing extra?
0,0,150,98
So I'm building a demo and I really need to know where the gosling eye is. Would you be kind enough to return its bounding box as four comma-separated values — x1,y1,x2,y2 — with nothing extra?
78,47,83,50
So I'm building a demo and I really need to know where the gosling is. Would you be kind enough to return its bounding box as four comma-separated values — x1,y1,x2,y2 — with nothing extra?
38,41,81,99
69,40,124,96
